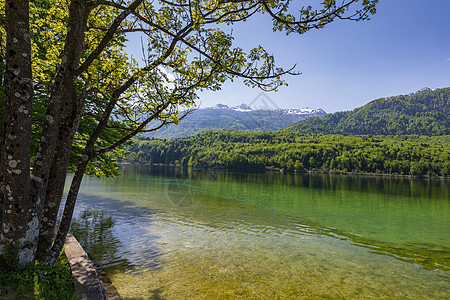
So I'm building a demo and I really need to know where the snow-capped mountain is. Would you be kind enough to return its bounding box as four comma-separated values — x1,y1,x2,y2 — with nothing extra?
407,87,435,96
211,103,326,116
145,103,326,139
275,107,326,116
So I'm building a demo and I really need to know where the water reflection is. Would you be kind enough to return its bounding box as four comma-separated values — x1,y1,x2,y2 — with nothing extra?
70,165,449,298
71,195,162,275
125,164,448,200
71,209,117,263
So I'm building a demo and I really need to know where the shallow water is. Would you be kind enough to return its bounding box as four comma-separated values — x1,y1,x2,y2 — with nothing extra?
70,165,450,299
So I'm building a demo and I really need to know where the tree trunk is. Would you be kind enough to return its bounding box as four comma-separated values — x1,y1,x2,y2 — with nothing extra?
49,91,122,260
48,154,91,263
34,0,90,262
0,0,35,264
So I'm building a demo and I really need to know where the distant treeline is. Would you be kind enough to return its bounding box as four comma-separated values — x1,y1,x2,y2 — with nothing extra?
124,130,450,176
286,87,450,136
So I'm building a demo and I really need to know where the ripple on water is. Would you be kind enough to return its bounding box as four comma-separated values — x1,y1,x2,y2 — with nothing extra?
69,168,450,299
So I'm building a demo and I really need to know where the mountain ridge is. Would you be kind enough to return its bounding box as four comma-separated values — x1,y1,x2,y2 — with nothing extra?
286,87,450,136
209,103,326,116
146,103,326,139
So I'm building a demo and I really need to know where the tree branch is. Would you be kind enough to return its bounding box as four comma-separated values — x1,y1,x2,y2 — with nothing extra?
76,0,144,76
260,0,374,33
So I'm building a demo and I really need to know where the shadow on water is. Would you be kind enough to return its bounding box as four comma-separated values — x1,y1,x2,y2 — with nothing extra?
70,194,163,276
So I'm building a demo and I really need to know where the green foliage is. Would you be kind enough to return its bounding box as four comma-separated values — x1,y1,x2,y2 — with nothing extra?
0,255,76,300
0,0,133,176
124,130,450,176
0,0,379,176
286,87,450,136
0,242,19,270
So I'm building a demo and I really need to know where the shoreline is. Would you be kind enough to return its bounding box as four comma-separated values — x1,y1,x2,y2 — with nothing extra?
120,162,450,180
64,233,121,300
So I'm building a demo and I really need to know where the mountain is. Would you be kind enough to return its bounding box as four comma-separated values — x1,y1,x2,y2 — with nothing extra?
286,87,450,136
408,87,432,96
146,104,326,139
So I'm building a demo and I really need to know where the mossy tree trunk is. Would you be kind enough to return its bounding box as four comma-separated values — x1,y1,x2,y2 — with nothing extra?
0,0,34,264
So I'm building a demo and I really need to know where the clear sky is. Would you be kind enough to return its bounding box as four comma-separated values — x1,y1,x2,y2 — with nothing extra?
128,0,450,113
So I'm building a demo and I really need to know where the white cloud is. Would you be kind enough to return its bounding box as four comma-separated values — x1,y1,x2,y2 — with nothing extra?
157,66,175,82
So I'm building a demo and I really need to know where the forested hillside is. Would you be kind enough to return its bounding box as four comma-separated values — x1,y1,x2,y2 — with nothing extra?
124,131,450,176
286,87,450,135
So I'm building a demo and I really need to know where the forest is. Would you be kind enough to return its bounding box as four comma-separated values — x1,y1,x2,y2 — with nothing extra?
123,130,450,176
286,87,450,136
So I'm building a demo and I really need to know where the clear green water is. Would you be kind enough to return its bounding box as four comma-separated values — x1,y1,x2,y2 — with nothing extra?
70,165,450,299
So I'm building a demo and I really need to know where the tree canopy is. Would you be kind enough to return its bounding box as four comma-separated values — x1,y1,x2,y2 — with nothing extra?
125,131,450,176
0,0,377,265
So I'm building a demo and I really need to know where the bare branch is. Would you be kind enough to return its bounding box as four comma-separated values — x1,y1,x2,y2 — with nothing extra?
87,26,152,34
160,0,190,7
95,104,173,155
76,0,144,76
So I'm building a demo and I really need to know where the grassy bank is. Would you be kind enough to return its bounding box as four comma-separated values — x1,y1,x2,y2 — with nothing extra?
0,254,76,300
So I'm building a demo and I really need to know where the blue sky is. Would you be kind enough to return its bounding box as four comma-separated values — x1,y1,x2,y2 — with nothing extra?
128,0,450,113
199,0,450,112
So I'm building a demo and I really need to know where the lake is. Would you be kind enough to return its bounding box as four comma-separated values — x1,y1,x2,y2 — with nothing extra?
69,165,450,299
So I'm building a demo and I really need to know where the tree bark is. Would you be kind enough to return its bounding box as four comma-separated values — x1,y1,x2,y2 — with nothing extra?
36,0,142,262
48,153,91,263
0,0,35,264
46,93,121,261
34,0,90,262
